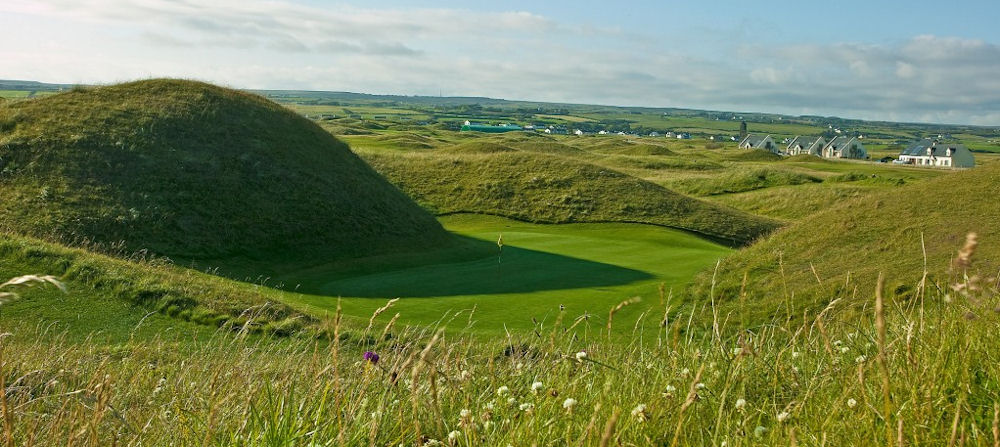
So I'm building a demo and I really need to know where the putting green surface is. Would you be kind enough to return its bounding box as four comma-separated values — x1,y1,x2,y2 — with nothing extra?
283,214,730,334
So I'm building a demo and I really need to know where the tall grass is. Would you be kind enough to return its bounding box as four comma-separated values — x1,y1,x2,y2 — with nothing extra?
1,236,999,445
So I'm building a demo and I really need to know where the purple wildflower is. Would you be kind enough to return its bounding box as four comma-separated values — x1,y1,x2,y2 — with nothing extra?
363,351,380,365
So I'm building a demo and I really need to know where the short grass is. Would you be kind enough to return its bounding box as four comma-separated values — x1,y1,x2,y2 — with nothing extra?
282,213,731,334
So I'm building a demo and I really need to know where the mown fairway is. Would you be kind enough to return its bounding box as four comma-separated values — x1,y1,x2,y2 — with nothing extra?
284,214,730,333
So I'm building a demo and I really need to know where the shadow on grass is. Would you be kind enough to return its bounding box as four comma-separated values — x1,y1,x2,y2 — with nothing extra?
312,234,653,298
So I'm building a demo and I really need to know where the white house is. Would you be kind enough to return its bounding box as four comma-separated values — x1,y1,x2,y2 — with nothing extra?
897,139,975,168
821,136,867,159
786,136,827,156
738,134,777,153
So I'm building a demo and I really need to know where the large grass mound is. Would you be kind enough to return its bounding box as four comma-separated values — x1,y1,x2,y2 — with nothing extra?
0,79,450,265
690,164,1000,322
361,151,780,245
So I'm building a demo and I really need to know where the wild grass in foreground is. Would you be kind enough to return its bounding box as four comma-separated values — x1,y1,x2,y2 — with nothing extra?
1,235,999,446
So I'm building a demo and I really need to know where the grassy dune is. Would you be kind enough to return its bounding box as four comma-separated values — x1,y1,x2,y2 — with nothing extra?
0,80,450,268
689,163,1000,324
0,231,329,336
360,150,779,246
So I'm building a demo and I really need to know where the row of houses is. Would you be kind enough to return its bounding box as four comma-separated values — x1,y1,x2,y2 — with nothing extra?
739,134,974,168
739,134,869,159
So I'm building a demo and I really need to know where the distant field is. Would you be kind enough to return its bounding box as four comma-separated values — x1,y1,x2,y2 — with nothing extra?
535,113,595,123
281,214,731,334
0,90,31,98
578,113,825,137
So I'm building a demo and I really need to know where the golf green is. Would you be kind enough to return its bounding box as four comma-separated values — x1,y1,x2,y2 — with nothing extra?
284,214,731,333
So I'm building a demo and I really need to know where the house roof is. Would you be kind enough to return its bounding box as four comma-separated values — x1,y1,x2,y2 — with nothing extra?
901,139,969,157
824,136,856,149
740,134,770,146
787,136,822,148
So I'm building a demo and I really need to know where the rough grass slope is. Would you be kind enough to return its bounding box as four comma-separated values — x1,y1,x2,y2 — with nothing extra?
690,163,1000,322
362,151,779,245
0,79,450,266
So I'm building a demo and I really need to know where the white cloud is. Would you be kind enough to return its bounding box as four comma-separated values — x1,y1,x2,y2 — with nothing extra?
1,1,998,124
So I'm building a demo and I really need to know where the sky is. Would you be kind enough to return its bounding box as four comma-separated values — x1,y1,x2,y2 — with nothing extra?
2,0,999,125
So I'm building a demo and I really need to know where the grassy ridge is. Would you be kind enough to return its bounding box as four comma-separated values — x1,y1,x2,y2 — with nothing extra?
690,162,1000,324
0,231,333,336
360,150,779,246
0,79,450,268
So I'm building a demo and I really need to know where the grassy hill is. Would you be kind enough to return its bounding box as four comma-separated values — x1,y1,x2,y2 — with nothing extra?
689,163,1000,323
0,79,450,268
359,150,780,245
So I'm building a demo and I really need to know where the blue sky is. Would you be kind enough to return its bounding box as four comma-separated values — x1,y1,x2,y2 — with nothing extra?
2,0,999,124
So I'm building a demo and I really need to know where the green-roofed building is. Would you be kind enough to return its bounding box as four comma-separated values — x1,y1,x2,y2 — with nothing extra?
460,123,523,133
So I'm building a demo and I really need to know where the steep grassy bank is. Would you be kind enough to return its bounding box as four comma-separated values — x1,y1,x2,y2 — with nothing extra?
360,150,779,246
689,163,1000,324
0,232,327,336
0,79,450,268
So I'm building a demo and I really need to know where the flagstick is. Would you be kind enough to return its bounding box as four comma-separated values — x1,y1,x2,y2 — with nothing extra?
497,233,503,272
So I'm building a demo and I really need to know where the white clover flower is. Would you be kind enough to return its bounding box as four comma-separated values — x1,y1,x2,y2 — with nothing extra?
847,398,858,409
776,411,790,423
507,397,517,406
575,351,588,362
563,398,578,410
791,351,800,359
695,382,706,390
519,402,534,412
459,409,472,419
153,377,166,395
482,420,494,431
833,340,843,346
425,439,442,446
460,370,472,381
631,404,649,421
496,386,510,396
840,346,850,354
680,368,691,377
515,362,524,370
662,384,677,398
447,430,461,444
531,381,544,394
734,398,746,411
855,355,867,364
